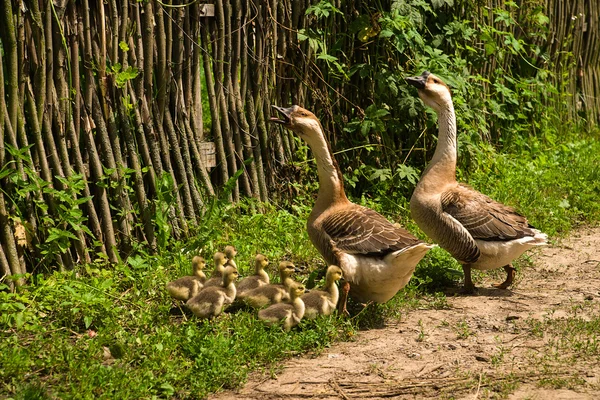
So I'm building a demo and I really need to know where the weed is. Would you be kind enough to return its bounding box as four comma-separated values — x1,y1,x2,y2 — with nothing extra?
454,320,474,340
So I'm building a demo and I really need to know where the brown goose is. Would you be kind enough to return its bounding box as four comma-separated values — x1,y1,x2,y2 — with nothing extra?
186,266,239,319
406,71,548,293
238,261,299,308
166,256,207,301
270,105,435,312
203,251,229,288
301,265,343,319
258,282,306,331
236,254,270,296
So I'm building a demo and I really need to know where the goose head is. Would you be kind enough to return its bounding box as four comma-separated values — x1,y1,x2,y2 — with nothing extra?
406,71,452,112
326,265,343,282
191,256,206,274
224,245,237,260
255,254,269,272
288,282,306,300
270,105,322,139
222,266,240,286
213,251,228,270
278,261,299,279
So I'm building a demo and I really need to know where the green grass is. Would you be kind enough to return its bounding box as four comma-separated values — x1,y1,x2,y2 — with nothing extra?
2,129,600,398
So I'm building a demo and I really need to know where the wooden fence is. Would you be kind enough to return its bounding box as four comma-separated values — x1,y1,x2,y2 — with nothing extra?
0,0,598,280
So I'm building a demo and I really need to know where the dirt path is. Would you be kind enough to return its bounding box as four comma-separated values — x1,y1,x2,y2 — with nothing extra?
212,227,600,399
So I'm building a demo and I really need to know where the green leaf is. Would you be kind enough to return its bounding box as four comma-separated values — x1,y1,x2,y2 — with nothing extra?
84,316,93,329
317,53,338,62
360,120,376,136
115,66,139,88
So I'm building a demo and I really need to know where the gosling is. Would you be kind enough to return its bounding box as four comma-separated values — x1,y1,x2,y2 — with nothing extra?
301,265,343,319
239,261,298,308
258,282,306,331
166,256,207,301
203,251,229,288
186,266,239,319
224,245,238,269
236,254,270,296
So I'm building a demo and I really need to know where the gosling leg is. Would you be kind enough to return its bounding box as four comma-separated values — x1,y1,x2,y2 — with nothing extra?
337,280,351,316
493,264,516,289
461,264,477,295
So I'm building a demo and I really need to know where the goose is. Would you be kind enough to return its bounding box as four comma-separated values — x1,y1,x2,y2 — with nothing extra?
406,71,548,293
270,105,435,313
301,265,343,319
258,282,306,331
186,266,239,318
224,245,238,269
239,261,299,308
236,254,270,296
166,256,207,301
203,251,229,288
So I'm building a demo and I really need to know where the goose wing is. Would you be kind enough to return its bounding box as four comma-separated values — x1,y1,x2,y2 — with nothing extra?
441,185,535,242
321,206,422,256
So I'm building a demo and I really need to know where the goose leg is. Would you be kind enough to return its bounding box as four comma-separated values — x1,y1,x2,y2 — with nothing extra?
493,264,515,289
337,280,351,316
461,264,476,294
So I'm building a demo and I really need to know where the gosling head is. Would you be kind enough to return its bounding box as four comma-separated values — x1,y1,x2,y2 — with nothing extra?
278,261,298,277
255,254,269,270
406,71,452,113
270,105,321,138
223,266,240,285
326,265,343,282
213,252,228,267
289,282,306,299
192,256,206,273
224,245,237,260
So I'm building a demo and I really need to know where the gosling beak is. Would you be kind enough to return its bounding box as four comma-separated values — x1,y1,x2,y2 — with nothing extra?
269,105,293,125
406,71,430,89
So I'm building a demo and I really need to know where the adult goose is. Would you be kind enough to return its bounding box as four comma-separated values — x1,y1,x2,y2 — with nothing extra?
406,71,548,293
270,105,434,312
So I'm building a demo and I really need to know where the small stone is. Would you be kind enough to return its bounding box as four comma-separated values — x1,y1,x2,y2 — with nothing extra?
408,352,421,359
505,315,520,321
475,355,489,362
447,343,457,350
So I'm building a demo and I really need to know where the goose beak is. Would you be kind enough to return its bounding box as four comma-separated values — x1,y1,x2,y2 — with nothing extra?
406,71,430,89
269,105,293,125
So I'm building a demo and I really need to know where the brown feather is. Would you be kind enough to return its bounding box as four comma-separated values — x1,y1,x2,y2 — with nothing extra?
442,184,536,242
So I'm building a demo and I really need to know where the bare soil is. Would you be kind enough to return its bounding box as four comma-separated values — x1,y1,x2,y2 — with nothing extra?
211,227,600,399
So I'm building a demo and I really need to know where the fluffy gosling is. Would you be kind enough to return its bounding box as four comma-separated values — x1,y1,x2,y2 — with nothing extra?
301,265,343,319
166,256,207,301
203,251,229,288
239,261,298,308
237,254,270,296
224,245,238,269
186,266,239,319
258,282,306,331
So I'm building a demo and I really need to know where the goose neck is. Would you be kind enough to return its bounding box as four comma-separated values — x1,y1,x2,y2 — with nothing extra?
301,123,348,208
423,103,457,182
